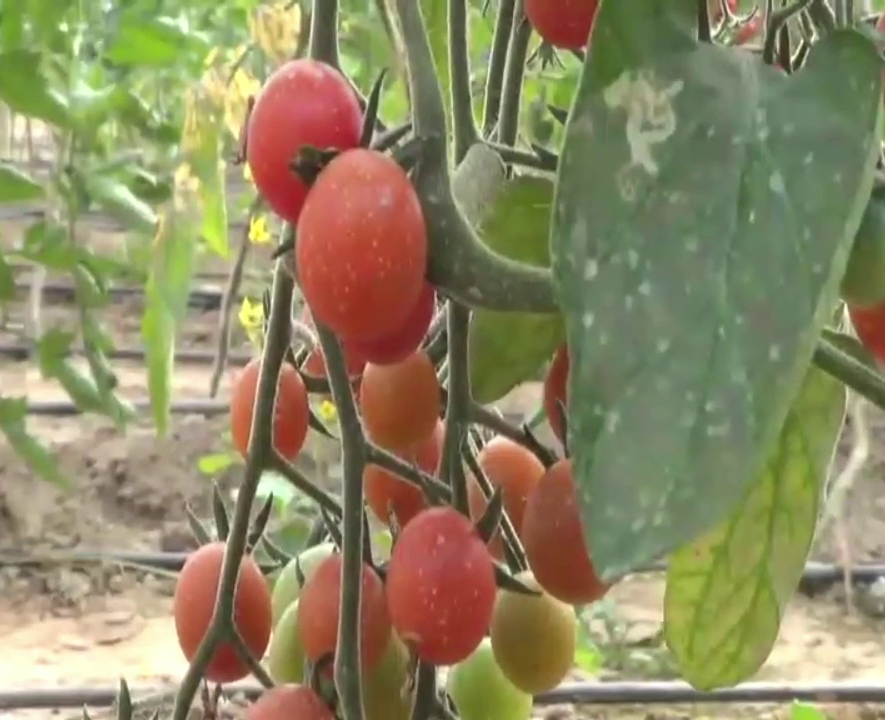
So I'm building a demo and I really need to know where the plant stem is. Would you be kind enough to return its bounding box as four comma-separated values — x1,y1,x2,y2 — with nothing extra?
171,262,293,720
440,302,472,513
449,0,479,163
482,0,516,136
497,0,531,148
813,337,885,411
308,0,340,67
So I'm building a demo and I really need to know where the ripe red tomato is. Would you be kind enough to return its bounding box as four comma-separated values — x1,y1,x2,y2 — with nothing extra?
296,148,428,342
246,59,362,224
359,349,441,451
297,553,392,672
386,507,496,665
525,0,599,50
365,419,443,527
521,459,610,606
350,283,437,366
543,345,569,445
848,301,885,364
174,542,272,683
245,684,333,720
230,357,310,461
299,306,367,381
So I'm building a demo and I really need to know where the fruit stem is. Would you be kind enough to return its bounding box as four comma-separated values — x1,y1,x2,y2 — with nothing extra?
449,0,479,163
814,335,885,412
410,661,438,720
308,0,340,69
314,323,368,720
497,0,531,148
482,0,516,136
440,302,472,514
392,0,558,314
171,262,295,720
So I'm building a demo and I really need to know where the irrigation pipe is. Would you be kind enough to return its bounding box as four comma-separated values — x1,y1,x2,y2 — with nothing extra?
0,342,252,367
11,280,228,311
4,680,885,711
5,261,268,285
24,398,229,417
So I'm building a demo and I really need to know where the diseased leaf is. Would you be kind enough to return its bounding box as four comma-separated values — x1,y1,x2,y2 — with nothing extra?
550,0,883,578
469,176,565,404
664,365,846,689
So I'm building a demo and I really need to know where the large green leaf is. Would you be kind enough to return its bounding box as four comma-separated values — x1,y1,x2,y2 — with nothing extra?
550,0,882,579
0,396,67,487
468,176,565,404
105,16,206,67
0,50,69,126
0,163,43,203
86,176,158,233
664,365,845,689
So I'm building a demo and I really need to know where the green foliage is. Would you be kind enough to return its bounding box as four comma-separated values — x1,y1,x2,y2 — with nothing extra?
551,0,883,578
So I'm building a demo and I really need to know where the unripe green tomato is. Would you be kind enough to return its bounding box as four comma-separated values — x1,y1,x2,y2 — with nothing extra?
266,600,306,684
364,633,412,720
271,542,337,625
446,638,533,720
841,195,885,307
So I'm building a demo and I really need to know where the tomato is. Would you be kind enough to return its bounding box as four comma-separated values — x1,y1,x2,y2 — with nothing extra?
230,357,310,461
542,345,569,445
446,638,532,720
522,459,611,606
267,600,306,684
848,300,885,364
489,570,576,695
245,684,333,720
386,507,496,665
734,14,763,45
364,633,413,720
842,195,885,307
364,419,443,527
296,148,428,342
351,283,437,366
173,542,272,683
359,349,441,451
299,306,367,381
524,0,599,51
271,542,337,625
246,59,362,224
297,553,392,672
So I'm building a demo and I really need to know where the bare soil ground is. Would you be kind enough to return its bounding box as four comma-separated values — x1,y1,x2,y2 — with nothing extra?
3,166,885,720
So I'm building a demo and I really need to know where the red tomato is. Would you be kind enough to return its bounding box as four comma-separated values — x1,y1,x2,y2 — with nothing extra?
521,459,610,606
542,345,569,445
246,59,362,223
734,14,763,45
296,148,428,342
359,349,441,451
386,507,496,665
525,0,599,50
174,542,272,683
297,553,392,673
299,306,367,381
849,301,885,364
364,419,443,527
230,357,310,461
350,283,437,366
246,684,333,720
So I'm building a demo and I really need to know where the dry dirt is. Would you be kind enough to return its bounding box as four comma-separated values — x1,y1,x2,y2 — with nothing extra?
3,185,885,720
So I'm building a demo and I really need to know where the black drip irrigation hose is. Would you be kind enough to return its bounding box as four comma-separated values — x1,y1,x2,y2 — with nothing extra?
10,280,227,312
0,342,252,367
5,261,266,286
24,398,228,417
3,680,885,711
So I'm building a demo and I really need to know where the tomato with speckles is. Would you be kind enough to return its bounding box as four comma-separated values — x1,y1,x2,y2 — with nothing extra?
296,148,428,342
246,59,362,224
351,283,437,366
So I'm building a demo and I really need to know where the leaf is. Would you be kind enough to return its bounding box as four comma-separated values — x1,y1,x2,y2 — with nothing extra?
0,50,69,126
199,452,237,476
105,16,206,67
0,249,13,302
86,176,158,233
550,0,883,579
0,163,43,203
663,365,846,690
0,396,67,487
37,329,106,413
790,702,830,720
468,176,565,404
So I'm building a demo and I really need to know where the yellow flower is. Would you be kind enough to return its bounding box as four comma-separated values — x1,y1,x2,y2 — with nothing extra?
249,214,271,244
238,296,265,348
318,400,338,425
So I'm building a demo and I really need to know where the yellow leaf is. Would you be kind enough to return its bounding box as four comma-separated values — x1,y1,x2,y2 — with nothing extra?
249,214,272,244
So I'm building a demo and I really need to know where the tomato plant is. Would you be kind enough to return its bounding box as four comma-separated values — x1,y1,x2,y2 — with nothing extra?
351,283,437,366
359,349,442,451
245,684,333,720
386,507,496,665
173,542,272,684
364,419,443,527
297,552,392,672
446,638,532,720
521,459,611,606
230,357,310,461
489,570,577,695
267,600,307,684
271,541,338,624
296,148,429,342
246,58,363,224
542,345,569,445
524,0,599,50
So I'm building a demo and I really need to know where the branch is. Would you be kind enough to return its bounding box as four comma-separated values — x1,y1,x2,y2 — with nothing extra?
449,0,479,162
439,302,472,513
482,0,516,136
497,0,532,147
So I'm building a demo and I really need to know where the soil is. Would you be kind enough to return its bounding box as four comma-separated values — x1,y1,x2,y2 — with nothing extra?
3,154,885,720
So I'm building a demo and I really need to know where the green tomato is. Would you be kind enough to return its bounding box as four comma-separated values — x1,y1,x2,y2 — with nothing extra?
842,194,885,307
266,600,306,684
364,634,412,720
447,638,533,720
271,541,337,625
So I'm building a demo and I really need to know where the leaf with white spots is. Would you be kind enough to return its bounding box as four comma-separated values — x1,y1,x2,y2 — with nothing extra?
469,176,565,404
663,365,845,690
549,0,883,579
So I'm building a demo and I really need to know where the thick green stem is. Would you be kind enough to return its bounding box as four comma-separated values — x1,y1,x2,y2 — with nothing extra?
439,302,471,513
497,0,531,148
308,0,340,67
449,0,479,163
814,336,885,411
482,0,516,136
392,0,557,314
171,263,293,720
